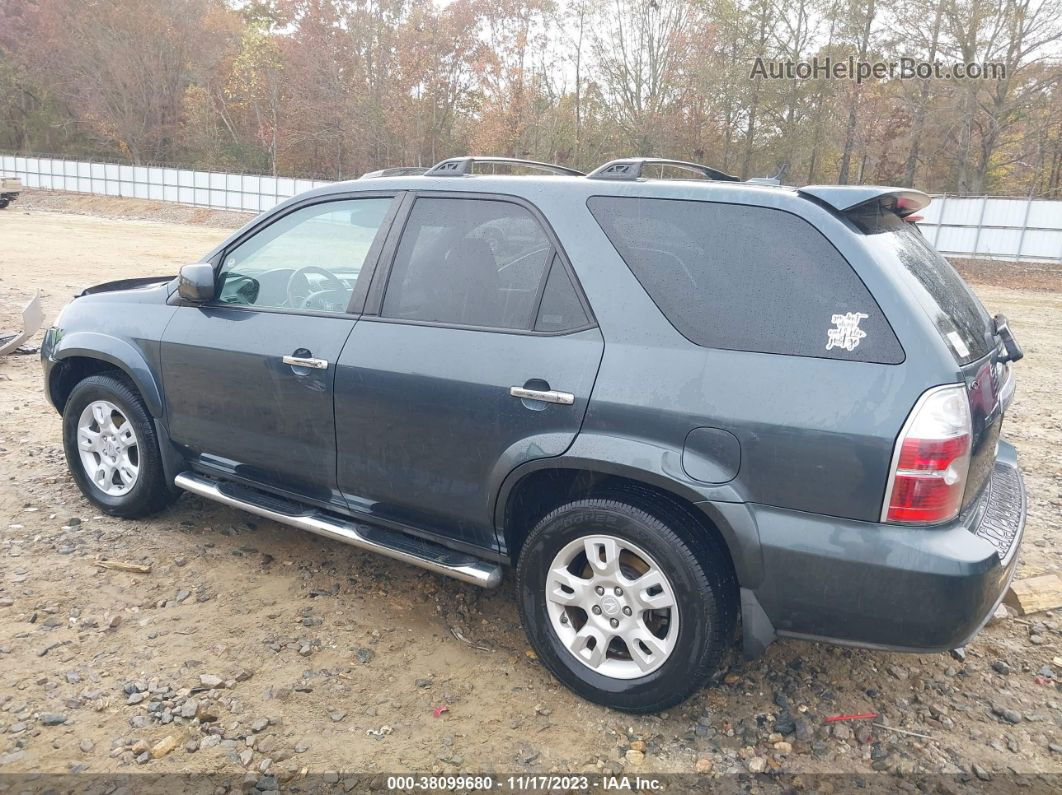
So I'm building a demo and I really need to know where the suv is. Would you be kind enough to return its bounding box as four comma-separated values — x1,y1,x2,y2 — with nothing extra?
41,156,1026,712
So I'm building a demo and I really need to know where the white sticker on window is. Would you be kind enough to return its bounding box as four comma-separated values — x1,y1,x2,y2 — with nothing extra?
946,330,971,359
826,312,869,352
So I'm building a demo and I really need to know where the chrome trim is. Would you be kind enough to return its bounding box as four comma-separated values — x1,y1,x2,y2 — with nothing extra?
282,355,329,370
174,472,502,588
509,386,575,405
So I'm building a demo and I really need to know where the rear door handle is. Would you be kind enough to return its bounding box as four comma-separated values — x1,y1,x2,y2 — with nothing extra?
509,386,574,405
283,355,329,370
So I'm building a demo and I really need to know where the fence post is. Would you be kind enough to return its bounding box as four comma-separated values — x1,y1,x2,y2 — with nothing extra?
1015,194,1033,262
934,193,946,247
971,195,988,258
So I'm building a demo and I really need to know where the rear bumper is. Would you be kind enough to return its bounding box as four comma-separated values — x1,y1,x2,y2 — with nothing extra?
749,439,1025,652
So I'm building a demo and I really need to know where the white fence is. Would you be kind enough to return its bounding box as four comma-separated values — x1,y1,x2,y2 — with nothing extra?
0,153,333,214
917,195,1062,263
3,153,1061,262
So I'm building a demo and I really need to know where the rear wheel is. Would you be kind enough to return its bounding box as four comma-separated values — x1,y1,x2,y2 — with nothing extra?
516,496,736,712
62,373,177,517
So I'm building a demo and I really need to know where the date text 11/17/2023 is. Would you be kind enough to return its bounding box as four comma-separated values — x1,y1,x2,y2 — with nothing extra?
384,775,665,791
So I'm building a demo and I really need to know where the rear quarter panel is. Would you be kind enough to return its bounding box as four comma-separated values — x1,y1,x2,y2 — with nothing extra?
535,184,960,523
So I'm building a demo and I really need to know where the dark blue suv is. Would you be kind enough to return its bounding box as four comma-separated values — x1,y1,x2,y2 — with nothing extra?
41,156,1026,712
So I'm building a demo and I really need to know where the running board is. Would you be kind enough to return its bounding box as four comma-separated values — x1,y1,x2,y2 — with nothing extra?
174,472,502,588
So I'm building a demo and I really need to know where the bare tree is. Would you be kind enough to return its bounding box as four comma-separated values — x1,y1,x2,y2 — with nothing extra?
592,0,697,154
837,0,877,184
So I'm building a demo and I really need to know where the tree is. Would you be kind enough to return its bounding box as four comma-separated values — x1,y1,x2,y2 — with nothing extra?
836,0,877,184
27,0,221,164
591,0,699,155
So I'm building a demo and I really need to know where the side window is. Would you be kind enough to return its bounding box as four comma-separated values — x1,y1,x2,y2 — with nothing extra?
217,197,393,313
587,197,903,362
381,198,552,330
535,257,589,332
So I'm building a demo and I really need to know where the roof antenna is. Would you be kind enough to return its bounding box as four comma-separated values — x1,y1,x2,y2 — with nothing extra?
746,162,788,186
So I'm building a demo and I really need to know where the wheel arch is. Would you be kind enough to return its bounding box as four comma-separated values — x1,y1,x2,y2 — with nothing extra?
48,333,164,417
496,457,763,587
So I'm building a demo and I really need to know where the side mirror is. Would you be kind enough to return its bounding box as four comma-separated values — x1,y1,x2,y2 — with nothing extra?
178,263,216,302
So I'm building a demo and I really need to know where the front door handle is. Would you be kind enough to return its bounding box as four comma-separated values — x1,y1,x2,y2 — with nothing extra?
509,386,574,405
283,354,329,370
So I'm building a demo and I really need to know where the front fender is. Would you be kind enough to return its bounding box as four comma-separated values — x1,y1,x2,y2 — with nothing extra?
493,432,765,586
47,330,165,417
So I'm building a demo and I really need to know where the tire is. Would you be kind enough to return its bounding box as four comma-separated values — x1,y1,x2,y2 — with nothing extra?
62,373,178,518
516,494,737,712
0,198,9,210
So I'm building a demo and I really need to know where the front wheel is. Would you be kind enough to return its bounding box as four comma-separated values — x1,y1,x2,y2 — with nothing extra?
516,496,737,712
62,373,177,517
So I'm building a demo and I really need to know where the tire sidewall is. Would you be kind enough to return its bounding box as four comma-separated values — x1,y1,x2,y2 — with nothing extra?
518,502,721,711
62,376,159,514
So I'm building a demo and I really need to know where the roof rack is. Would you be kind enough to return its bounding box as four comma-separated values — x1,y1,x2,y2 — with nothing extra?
360,167,429,179
425,156,584,177
587,158,740,182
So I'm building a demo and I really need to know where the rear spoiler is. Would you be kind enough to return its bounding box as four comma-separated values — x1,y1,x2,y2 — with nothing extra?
797,186,931,218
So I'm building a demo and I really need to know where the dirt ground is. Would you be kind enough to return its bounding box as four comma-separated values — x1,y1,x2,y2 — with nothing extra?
1,192,1060,786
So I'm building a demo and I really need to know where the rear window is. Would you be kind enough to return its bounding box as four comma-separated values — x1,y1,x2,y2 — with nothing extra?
853,210,993,364
587,196,903,363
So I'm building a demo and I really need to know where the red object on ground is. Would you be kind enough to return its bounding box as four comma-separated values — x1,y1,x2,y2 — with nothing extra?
824,713,878,723
433,705,449,717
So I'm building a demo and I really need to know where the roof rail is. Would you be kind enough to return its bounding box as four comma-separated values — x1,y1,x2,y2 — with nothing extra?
587,158,740,182
360,167,428,179
425,156,584,177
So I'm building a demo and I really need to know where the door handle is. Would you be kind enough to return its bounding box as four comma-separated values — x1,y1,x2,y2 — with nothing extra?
509,386,574,405
283,355,329,370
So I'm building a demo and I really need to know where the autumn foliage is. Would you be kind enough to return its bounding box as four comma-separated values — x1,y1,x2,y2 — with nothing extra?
0,0,1059,195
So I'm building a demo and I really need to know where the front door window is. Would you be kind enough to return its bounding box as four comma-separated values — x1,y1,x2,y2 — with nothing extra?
217,198,393,313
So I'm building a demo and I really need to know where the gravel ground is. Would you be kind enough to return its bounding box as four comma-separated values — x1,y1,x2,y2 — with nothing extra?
0,194,1060,787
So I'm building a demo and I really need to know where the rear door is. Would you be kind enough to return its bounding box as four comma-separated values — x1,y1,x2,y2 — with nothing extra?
334,193,603,550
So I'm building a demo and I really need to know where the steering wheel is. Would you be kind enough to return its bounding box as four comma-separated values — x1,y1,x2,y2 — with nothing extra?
286,266,347,309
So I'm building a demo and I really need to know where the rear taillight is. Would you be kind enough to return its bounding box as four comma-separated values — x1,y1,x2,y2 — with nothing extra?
883,385,971,524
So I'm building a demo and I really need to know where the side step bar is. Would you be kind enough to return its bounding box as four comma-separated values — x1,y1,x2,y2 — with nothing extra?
174,472,502,588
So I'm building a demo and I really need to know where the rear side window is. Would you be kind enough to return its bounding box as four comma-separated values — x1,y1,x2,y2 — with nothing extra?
535,257,589,332
588,197,903,362
854,211,992,364
382,198,552,330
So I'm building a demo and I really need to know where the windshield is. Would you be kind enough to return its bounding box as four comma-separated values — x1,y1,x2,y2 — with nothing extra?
857,212,994,364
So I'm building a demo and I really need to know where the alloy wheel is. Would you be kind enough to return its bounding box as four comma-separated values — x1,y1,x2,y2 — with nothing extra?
545,534,679,679
76,400,140,496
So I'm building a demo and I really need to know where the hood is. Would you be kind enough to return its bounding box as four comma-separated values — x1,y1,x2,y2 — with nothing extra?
78,275,176,297
78,273,176,297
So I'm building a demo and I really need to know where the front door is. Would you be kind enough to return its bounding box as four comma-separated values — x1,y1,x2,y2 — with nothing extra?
335,195,603,549
161,194,397,508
